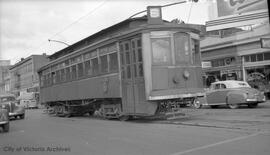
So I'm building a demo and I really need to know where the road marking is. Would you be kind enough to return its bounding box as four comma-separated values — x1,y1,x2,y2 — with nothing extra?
170,131,268,155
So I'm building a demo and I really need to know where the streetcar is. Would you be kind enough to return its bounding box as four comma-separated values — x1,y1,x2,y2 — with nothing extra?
38,6,205,120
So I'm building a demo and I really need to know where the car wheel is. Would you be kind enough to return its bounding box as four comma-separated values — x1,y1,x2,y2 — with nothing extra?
3,123,9,132
227,103,239,109
248,103,258,108
192,98,202,109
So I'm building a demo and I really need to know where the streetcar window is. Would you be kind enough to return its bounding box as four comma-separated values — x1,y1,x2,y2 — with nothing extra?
71,65,77,80
60,69,65,82
191,39,200,65
126,52,131,64
100,55,108,74
138,63,144,77
78,63,84,78
84,60,92,76
151,38,171,65
40,75,44,87
174,33,190,64
66,67,71,81
109,53,118,72
126,66,131,79
52,72,56,84
92,58,99,75
56,70,61,83
138,48,142,62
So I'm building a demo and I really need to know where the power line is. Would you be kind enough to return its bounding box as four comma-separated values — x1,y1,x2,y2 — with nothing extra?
49,0,108,39
187,2,194,23
31,0,108,53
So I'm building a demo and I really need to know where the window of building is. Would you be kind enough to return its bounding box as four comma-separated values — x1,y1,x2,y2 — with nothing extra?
250,54,256,62
264,52,270,60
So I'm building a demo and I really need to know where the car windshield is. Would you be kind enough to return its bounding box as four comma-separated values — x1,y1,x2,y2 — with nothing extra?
0,96,15,102
228,82,251,88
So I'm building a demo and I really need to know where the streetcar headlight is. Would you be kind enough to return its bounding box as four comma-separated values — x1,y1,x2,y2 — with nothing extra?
183,70,190,79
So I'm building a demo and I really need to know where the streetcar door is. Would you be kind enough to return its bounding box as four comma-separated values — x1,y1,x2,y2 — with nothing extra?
120,37,145,114
120,41,135,114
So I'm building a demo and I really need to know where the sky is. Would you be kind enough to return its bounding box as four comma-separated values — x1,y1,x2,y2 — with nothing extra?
0,0,211,65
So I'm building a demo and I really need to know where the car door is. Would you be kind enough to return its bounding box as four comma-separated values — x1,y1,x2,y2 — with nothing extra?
206,83,220,104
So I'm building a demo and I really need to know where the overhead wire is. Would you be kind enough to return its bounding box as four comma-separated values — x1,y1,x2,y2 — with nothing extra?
31,0,108,53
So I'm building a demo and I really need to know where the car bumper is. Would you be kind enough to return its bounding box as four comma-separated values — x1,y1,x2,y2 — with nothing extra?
9,112,23,117
0,121,9,125
246,96,266,102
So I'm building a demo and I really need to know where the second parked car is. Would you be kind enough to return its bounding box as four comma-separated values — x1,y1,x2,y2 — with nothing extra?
193,80,266,109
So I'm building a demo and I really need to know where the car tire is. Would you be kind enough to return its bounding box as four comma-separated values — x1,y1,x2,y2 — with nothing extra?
248,103,258,108
227,103,239,109
192,98,202,109
3,123,9,132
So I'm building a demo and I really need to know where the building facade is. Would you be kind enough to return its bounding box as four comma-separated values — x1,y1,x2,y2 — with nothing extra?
201,0,270,98
9,54,49,96
0,60,11,94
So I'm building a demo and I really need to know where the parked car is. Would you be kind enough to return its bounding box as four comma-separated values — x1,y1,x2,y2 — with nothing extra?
0,108,9,132
0,94,25,119
193,80,266,109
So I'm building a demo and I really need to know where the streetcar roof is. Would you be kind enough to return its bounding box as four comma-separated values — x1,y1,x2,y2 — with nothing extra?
38,16,204,72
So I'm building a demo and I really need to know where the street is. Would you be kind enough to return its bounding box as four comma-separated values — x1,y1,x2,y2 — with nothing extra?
1,101,270,155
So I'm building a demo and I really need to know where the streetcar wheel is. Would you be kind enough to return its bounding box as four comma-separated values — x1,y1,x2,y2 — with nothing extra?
210,105,219,109
248,103,258,108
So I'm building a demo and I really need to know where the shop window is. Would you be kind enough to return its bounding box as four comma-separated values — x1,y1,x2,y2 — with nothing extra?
244,55,250,62
109,53,118,72
84,60,92,76
151,38,171,65
92,58,99,75
78,63,84,78
100,55,108,74
257,53,263,61
250,54,256,62
264,52,270,60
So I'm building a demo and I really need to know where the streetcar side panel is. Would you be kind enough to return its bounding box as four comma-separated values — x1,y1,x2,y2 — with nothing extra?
40,74,120,103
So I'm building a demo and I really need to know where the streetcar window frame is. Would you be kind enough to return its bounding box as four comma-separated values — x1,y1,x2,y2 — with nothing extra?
151,37,172,66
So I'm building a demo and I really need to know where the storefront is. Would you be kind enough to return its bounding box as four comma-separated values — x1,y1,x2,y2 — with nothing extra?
242,52,270,98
